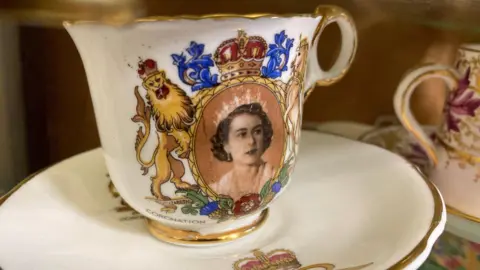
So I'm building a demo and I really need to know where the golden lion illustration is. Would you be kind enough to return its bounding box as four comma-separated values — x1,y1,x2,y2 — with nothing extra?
285,37,309,147
132,59,197,201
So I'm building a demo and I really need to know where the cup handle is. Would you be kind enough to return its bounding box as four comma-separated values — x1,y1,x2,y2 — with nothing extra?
304,5,358,101
393,64,460,166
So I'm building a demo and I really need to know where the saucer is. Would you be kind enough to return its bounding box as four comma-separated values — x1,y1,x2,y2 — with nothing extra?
0,131,445,270
302,121,373,140
358,124,438,175
305,122,480,268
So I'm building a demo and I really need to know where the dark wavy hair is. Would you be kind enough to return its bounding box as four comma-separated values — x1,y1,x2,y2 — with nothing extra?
210,103,273,162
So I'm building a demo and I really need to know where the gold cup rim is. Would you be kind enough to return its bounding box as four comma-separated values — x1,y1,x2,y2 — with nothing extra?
62,5,349,27
63,13,321,27
447,204,480,224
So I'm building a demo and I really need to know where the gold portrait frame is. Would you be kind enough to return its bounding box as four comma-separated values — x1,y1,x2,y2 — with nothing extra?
188,75,289,201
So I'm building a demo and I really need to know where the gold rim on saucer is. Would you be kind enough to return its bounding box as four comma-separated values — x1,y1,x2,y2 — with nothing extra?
447,204,480,224
146,209,269,245
388,165,444,269
0,141,444,268
346,131,444,269
0,169,45,206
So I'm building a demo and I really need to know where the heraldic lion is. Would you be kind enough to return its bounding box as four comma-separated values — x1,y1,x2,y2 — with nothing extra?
132,58,197,201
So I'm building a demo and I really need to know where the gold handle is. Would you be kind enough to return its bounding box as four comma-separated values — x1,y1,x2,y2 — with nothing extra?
303,5,358,102
393,64,460,166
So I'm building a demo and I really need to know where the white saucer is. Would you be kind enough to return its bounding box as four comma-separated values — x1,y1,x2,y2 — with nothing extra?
0,131,445,270
303,121,373,140
308,121,480,265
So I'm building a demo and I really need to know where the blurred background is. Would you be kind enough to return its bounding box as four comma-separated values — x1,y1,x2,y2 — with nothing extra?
0,0,479,193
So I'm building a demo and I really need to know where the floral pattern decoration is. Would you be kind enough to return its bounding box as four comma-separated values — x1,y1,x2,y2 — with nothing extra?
403,132,437,173
444,67,480,133
171,41,219,92
176,156,294,222
261,30,294,79
233,194,261,216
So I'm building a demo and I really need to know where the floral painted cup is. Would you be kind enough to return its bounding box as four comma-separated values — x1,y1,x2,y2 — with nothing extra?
394,44,480,220
64,6,358,245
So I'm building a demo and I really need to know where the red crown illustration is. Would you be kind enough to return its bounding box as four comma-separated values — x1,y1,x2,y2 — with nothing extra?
137,58,159,80
214,30,267,81
233,249,302,270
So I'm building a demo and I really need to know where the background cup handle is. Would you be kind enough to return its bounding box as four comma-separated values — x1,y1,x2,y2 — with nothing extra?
393,64,460,166
304,5,358,101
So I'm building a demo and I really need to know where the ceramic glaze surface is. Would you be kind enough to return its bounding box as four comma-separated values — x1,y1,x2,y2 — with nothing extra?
429,146,480,218
394,45,480,220
0,131,445,270
306,120,480,270
359,125,437,175
63,6,357,233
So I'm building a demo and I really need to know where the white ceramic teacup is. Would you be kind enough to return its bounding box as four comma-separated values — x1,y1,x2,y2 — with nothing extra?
64,5,358,245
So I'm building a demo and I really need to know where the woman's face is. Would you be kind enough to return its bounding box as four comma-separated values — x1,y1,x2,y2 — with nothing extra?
224,113,265,166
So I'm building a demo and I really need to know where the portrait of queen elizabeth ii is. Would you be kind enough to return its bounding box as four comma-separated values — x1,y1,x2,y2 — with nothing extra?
192,85,285,203
209,101,278,201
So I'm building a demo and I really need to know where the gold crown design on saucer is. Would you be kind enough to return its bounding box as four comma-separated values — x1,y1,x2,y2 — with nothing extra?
233,249,301,270
214,30,268,81
213,88,268,127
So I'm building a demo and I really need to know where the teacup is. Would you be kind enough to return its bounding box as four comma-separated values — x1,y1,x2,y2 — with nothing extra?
64,5,357,245
394,44,480,219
